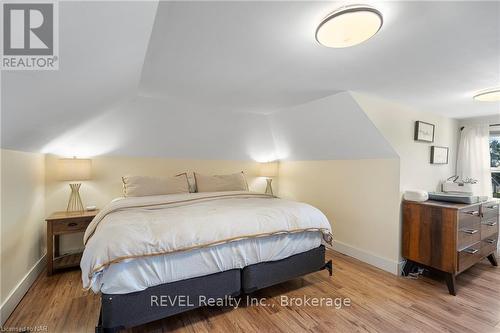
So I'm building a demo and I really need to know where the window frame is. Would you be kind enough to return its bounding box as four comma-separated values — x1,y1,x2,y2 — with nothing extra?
489,128,500,198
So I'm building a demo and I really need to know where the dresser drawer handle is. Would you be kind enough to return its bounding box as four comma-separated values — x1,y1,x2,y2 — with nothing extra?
462,229,479,235
485,239,497,244
483,221,498,227
67,222,78,227
464,248,479,255
464,210,480,216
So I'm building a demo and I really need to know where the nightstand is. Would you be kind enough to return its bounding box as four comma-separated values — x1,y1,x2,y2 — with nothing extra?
45,210,99,276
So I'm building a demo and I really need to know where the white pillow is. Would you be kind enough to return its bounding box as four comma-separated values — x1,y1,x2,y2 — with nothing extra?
194,172,249,192
122,175,189,197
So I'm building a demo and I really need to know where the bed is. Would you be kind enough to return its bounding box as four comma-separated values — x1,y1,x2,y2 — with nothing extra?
82,191,333,332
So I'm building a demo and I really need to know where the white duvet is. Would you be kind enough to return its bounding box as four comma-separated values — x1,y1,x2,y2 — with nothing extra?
81,191,332,292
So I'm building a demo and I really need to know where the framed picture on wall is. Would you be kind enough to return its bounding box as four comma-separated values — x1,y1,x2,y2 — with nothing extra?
431,146,449,164
414,121,435,142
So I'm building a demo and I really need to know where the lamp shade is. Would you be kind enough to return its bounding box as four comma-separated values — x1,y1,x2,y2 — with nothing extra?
57,158,92,181
259,162,278,178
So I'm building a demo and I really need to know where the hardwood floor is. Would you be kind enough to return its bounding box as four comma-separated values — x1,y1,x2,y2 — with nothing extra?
4,250,500,333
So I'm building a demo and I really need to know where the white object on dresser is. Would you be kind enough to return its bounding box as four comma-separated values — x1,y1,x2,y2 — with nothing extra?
403,190,429,202
442,181,474,195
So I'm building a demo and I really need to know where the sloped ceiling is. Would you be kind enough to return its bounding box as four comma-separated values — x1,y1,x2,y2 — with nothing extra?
1,1,158,151
269,92,396,160
1,1,498,160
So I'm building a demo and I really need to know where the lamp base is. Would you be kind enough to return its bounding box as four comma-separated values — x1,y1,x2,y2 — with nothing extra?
67,183,84,213
265,178,274,196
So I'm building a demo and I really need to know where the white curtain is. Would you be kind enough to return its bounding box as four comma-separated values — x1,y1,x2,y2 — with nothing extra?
457,124,492,197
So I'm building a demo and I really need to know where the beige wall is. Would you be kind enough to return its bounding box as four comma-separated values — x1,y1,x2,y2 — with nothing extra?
278,159,401,273
45,154,274,252
1,149,45,323
353,92,459,193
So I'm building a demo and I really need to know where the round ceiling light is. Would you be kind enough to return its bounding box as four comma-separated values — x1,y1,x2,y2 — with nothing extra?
473,87,500,102
316,5,383,48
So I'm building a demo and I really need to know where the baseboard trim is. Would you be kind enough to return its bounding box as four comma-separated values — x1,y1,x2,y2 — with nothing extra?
0,254,46,325
331,240,399,275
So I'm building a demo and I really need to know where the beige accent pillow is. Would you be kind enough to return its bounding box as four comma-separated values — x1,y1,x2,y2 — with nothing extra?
194,172,249,192
122,174,189,197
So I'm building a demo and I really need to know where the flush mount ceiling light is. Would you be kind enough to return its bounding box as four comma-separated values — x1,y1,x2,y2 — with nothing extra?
473,87,500,102
316,5,383,48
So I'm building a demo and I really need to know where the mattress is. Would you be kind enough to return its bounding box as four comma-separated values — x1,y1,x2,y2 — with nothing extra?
91,231,322,294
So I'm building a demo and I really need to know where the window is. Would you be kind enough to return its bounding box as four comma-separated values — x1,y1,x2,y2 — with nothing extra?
490,126,500,198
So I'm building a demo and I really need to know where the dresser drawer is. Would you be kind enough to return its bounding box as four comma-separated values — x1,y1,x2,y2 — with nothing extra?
458,208,481,250
482,203,499,220
481,218,499,240
52,218,90,233
458,242,481,273
458,222,481,250
458,207,481,229
481,235,498,257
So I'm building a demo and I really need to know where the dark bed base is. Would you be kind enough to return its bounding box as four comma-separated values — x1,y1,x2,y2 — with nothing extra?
96,245,332,332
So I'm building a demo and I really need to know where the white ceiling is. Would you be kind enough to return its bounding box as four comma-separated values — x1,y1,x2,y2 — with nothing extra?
1,1,499,159
139,0,500,117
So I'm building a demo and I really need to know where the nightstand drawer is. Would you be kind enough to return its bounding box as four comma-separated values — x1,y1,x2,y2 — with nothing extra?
481,219,499,240
52,218,91,233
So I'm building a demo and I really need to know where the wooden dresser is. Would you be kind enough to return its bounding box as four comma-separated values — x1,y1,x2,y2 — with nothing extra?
402,200,498,295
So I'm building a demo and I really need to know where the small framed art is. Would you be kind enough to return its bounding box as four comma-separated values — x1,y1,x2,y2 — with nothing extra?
430,146,449,164
414,121,435,142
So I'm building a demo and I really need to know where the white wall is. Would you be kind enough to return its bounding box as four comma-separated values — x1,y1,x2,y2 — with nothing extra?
0,149,46,324
352,92,460,193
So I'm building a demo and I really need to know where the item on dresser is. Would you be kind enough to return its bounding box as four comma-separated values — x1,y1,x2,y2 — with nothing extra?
442,181,474,194
428,192,479,204
45,209,99,276
403,190,429,202
442,175,477,194
402,200,498,295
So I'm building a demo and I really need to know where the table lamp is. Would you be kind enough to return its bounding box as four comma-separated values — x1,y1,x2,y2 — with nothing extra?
259,162,278,195
57,157,92,212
